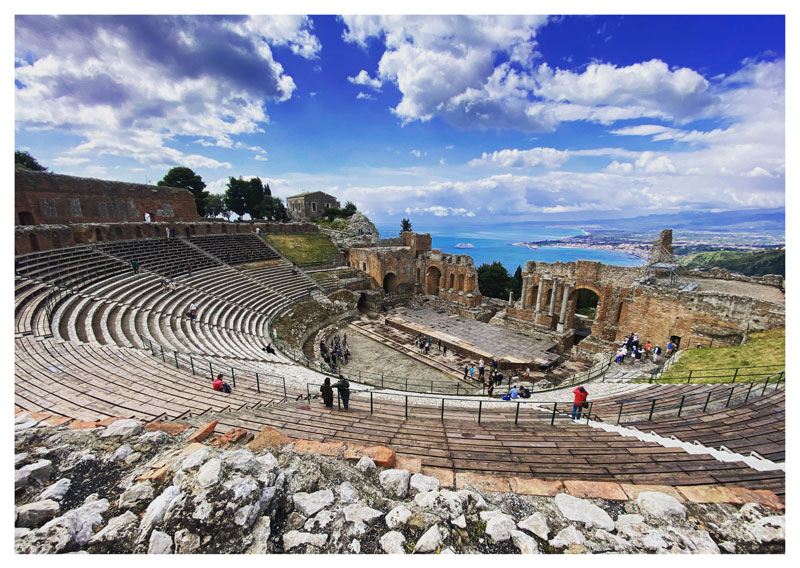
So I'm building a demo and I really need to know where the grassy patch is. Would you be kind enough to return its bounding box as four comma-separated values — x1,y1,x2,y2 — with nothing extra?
651,328,784,383
263,233,340,265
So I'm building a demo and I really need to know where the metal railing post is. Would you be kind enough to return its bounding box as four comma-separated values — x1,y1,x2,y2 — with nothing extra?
174,350,179,368
405,396,408,419
677,395,685,417
478,401,482,424
586,402,592,423
744,381,753,402
648,399,656,421
617,402,624,425
209,361,213,376
441,398,445,422
725,386,735,408
255,373,260,393
731,368,739,383
761,375,770,396
370,392,373,414
160,346,166,362
688,369,693,382
190,355,195,375
231,367,236,388
551,402,557,425
337,390,341,409
703,391,712,412
283,378,287,400
776,372,784,389
515,402,520,425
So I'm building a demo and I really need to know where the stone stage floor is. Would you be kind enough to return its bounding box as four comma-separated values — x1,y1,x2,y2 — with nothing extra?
387,305,560,368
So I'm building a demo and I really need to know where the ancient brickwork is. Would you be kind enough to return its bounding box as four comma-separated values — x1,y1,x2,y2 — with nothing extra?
15,171,199,225
349,232,482,308
14,220,319,255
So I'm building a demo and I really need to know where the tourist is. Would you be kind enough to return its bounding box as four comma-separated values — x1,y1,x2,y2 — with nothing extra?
437,338,441,351
478,359,485,380
630,346,637,364
667,340,675,355
165,226,170,239
645,340,652,354
519,385,531,399
487,381,494,398
333,375,351,409
226,252,231,263
186,261,192,277
263,344,275,354
160,278,169,292
213,373,232,394
463,366,469,381
615,348,624,363
469,366,475,379
572,386,588,420
509,385,519,399
188,302,197,323
320,378,334,408
443,344,447,356
131,259,139,274
652,345,662,363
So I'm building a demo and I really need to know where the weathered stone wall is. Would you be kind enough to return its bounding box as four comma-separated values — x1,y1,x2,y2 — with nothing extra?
14,220,319,256
15,171,199,225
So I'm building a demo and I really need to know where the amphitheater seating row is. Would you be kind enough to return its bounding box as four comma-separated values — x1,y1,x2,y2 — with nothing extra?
190,233,280,265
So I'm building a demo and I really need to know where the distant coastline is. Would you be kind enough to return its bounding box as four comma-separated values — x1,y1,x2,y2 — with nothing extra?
514,231,651,261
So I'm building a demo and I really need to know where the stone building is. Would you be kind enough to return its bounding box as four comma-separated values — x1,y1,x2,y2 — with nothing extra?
15,170,199,225
286,191,340,221
349,232,482,308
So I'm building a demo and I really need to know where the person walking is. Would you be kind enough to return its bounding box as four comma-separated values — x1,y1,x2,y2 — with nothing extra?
333,375,351,410
572,386,589,420
478,358,485,381
186,261,193,277
131,259,139,274
320,377,334,408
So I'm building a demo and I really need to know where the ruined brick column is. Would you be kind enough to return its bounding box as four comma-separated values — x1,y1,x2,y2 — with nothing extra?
557,281,572,331
534,277,545,313
548,278,558,316
520,278,529,308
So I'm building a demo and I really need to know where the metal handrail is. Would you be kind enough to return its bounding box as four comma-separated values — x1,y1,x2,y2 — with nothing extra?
646,363,785,384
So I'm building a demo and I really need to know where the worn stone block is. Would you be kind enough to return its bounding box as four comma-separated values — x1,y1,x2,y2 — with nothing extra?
186,421,218,443
509,477,564,496
564,480,627,500
455,472,510,493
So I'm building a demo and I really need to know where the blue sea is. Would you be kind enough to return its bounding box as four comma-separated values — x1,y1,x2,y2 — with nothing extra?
376,222,645,272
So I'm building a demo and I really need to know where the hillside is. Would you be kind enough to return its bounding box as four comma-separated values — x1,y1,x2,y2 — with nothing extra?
679,248,785,277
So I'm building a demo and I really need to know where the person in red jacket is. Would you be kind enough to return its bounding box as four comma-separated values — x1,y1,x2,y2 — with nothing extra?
572,386,588,420
212,374,224,391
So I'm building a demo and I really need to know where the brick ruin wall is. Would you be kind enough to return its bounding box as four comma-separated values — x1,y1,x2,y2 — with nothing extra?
16,170,200,225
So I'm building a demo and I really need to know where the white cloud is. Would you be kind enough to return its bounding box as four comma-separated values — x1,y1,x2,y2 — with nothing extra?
356,91,374,100
604,160,633,174
348,69,382,90
469,147,569,169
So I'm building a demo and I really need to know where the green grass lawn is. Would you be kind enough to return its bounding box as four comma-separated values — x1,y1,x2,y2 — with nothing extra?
263,233,341,265
650,328,784,384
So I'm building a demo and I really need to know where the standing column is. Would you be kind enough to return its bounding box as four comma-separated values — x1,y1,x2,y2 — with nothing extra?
534,278,545,313
508,289,514,306
548,278,558,316
557,282,572,331
520,278,529,308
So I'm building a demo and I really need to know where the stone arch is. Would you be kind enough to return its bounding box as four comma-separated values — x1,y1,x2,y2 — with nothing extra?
51,232,62,249
527,285,538,308
28,233,40,252
153,225,161,237
449,273,455,289
383,272,398,294
416,268,421,283
362,262,367,272
569,286,601,345
114,226,123,240
135,226,144,239
94,228,104,242
458,273,464,292
18,211,35,225
221,224,228,234
424,266,442,296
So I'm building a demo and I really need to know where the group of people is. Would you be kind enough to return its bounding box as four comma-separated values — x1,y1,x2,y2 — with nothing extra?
320,333,351,372
615,332,668,364
415,334,447,356
319,375,351,409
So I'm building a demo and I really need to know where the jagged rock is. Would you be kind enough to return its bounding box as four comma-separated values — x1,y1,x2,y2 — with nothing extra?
283,530,328,551
15,469,31,490
415,524,442,553
555,493,615,532
224,449,260,474
88,511,138,546
414,489,464,519
196,458,222,487
109,444,134,462
15,452,29,465
139,486,182,541
410,472,440,494
16,499,60,528
148,530,173,554
15,417,39,431
636,491,686,520
179,447,209,470
511,529,541,554
719,541,737,554
293,489,335,517
119,481,154,509
245,516,272,554
682,529,720,554
380,531,406,554
224,476,260,501
349,539,361,553
379,469,411,498
451,514,467,529
480,510,516,542
339,481,358,503
588,528,631,552
550,525,586,549
355,456,376,473
746,516,785,543
39,478,71,501
344,503,384,525
18,498,110,553
100,419,143,438
256,452,279,471
518,511,549,540
385,505,413,529
173,528,201,554
18,459,54,485
305,510,335,531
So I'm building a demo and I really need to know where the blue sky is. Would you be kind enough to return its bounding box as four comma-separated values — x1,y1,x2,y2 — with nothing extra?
14,13,786,226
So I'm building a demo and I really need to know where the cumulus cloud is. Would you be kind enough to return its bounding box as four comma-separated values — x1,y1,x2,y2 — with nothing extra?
469,147,569,169
348,69,382,90
14,15,315,169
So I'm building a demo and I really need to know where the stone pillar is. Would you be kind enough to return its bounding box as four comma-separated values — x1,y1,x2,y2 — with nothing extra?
548,278,558,316
534,278,545,313
508,289,513,306
557,281,572,332
520,278,529,308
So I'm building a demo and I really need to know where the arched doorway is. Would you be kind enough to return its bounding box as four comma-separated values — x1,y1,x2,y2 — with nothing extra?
94,228,104,242
18,211,35,225
135,226,144,239
28,233,40,252
572,288,600,345
383,272,398,294
424,266,442,296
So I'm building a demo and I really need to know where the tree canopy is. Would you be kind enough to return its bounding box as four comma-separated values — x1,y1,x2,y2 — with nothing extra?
477,261,515,300
224,176,288,221
158,167,209,216
400,218,412,232
15,150,48,172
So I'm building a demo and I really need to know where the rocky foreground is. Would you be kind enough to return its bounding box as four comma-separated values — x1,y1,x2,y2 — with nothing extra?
14,416,785,554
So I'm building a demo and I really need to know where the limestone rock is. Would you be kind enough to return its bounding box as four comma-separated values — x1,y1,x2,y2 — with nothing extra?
379,468,410,498
88,511,138,546
415,524,442,553
483,512,516,542
451,514,467,529
511,529,541,554
223,449,260,474
100,419,143,438
173,528,201,554
380,531,406,554
39,498,110,549
283,530,328,551
637,491,686,520
414,489,464,519
555,493,615,532
550,525,586,549
179,447,209,470
339,481,358,503
148,530,173,554
293,489,335,517
139,486,181,541
386,505,413,529
196,458,222,488
39,478,71,502
246,516,272,554
349,539,361,553
109,444,134,462
16,499,60,528
343,503,384,525
355,456,376,473
119,481,154,509
18,459,54,485
410,472,440,494
517,511,549,540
